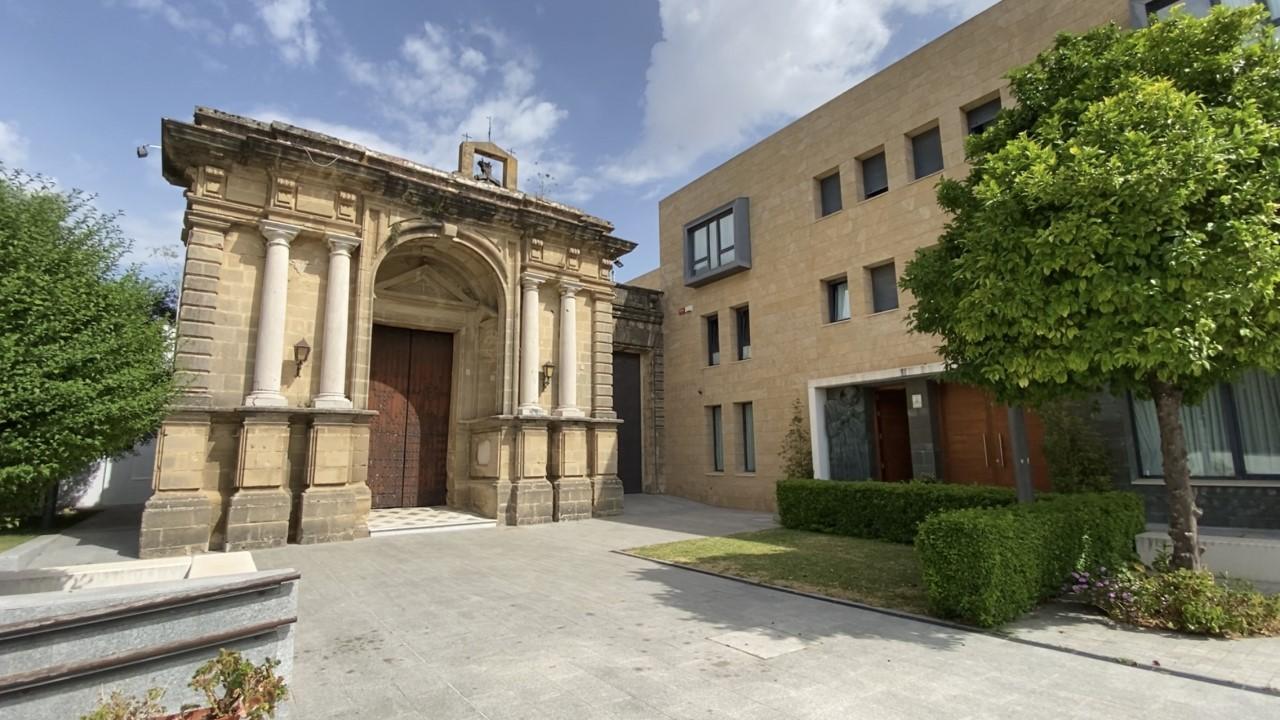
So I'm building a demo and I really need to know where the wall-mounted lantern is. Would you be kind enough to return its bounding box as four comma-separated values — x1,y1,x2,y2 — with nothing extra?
540,361,555,392
294,339,311,375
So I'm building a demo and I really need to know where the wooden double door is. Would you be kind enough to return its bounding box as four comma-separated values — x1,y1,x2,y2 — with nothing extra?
368,324,453,509
937,384,1050,491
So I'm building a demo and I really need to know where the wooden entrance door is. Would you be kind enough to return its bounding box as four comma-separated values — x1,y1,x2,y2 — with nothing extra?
614,351,643,494
368,324,453,508
937,384,1050,490
873,388,914,482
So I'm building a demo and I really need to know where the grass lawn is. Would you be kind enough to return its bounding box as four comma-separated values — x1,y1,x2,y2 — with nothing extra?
629,528,931,616
0,510,97,554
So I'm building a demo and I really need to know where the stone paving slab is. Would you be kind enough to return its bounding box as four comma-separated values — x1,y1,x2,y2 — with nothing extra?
254,494,1280,719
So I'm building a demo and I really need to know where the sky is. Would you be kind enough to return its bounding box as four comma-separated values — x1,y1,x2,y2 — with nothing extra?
0,0,997,282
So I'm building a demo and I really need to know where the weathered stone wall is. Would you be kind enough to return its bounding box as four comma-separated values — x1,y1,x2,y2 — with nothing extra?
613,284,664,494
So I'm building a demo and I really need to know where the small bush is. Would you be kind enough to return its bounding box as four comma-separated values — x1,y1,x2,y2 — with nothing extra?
1066,566,1280,637
914,492,1144,627
1039,400,1115,493
776,478,1015,544
778,399,814,479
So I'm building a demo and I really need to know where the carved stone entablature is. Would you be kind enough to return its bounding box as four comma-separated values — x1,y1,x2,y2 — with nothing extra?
272,175,297,211
335,190,358,223
529,237,545,262
566,247,581,271
599,259,613,281
200,165,226,199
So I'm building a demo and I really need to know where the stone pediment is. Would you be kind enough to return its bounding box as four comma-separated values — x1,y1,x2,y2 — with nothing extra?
374,260,497,315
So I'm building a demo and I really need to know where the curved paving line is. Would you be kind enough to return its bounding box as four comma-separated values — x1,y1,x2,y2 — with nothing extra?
613,549,1280,699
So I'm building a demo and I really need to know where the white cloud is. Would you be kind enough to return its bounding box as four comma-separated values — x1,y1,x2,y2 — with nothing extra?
604,0,998,186
0,120,30,167
257,0,319,66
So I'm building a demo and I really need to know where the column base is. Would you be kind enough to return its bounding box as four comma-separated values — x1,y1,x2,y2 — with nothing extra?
517,404,547,417
295,486,358,544
225,488,292,551
552,476,594,522
504,478,555,526
552,406,585,418
139,492,217,558
592,476,624,517
243,390,287,407
311,394,352,409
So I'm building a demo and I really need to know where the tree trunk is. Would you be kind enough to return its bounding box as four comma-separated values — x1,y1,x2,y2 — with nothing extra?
40,481,59,531
1149,379,1201,571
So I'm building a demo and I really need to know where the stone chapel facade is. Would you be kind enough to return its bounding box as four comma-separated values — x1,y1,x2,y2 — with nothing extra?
139,107,636,558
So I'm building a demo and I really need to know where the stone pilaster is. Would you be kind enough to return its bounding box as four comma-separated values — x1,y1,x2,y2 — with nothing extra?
225,412,292,551
244,220,300,407
296,415,360,544
549,420,593,521
506,421,554,525
313,234,360,409
173,215,228,407
553,281,584,417
139,412,217,558
591,290,616,419
589,423,624,517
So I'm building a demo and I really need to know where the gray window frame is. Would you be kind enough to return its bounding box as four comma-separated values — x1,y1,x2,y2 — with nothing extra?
706,313,721,366
870,263,899,313
735,306,751,361
818,172,842,217
710,405,725,472
1137,0,1279,26
740,402,756,473
965,98,1002,135
910,126,944,180
684,197,752,287
827,277,851,322
860,151,889,199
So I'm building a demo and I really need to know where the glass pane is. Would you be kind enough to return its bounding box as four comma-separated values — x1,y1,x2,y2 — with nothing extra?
711,406,724,472
830,280,850,321
1149,0,1212,19
912,127,944,179
1131,390,1235,477
706,315,720,366
820,173,842,216
1232,370,1280,475
736,307,751,360
966,98,1001,135
871,263,899,312
742,403,756,472
692,225,709,272
862,153,888,197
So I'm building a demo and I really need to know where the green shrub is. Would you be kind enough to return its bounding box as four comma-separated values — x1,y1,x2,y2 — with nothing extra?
914,492,1144,627
776,479,1015,544
1067,566,1280,637
1039,400,1115,493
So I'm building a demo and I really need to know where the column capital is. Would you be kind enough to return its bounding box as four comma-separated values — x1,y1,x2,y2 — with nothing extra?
259,219,302,248
521,272,549,291
325,233,362,256
559,280,583,297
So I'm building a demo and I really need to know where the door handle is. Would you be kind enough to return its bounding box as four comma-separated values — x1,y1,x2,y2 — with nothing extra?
997,433,1005,466
982,433,989,468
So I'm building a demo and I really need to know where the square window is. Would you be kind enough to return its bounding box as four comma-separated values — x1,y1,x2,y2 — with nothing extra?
706,314,720,366
827,278,850,322
683,198,751,286
739,402,756,473
860,152,888,199
818,172,842,217
966,98,1001,135
709,405,724,472
870,263,899,313
911,126,944,179
735,306,751,361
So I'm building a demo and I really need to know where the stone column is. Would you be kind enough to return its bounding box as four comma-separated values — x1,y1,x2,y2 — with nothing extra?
554,281,584,418
518,273,546,415
591,291,616,419
245,220,301,407
313,233,360,409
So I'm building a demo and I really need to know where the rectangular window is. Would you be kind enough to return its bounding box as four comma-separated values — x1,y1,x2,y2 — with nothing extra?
710,405,724,472
735,306,751,361
827,278,850,322
818,172,842,216
1231,370,1280,475
687,209,736,276
706,314,720,366
861,152,888,199
966,98,1001,135
1146,0,1212,20
911,126,944,179
740,402,756,473
869,263,899,313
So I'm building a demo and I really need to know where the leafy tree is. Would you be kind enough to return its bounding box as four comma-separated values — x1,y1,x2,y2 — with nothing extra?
900,7,1280,570
779,398,814,479
0,167,174,518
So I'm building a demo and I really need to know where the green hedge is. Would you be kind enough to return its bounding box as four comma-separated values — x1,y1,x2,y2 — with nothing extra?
914,492,1145,627
776,479,1016,544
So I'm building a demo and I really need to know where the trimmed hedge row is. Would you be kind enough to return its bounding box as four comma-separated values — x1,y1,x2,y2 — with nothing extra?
776,479,1016,544
914,492,1145,627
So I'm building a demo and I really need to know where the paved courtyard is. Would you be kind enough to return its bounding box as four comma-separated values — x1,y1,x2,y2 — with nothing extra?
253,495,1280,719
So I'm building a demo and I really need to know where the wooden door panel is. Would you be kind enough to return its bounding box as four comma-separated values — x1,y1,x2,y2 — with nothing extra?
874,388,914,482
368,325,411,509
939,384,993,485
614,352,644,494
406,330,453,507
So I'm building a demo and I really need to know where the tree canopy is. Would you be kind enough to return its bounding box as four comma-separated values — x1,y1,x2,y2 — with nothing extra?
900,5,1280,408
0,167,174,516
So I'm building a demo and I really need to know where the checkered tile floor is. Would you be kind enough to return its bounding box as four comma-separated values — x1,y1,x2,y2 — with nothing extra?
366,506,496,537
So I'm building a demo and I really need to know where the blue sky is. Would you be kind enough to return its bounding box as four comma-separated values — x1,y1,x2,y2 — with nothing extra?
0,0,995,282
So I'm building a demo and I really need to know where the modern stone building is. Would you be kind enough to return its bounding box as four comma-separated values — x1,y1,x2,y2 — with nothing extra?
642,0,1280,528
140,108,639,557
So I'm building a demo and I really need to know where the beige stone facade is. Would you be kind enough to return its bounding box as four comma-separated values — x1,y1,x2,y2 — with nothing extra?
649,0,1137,512
140,108,634,557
